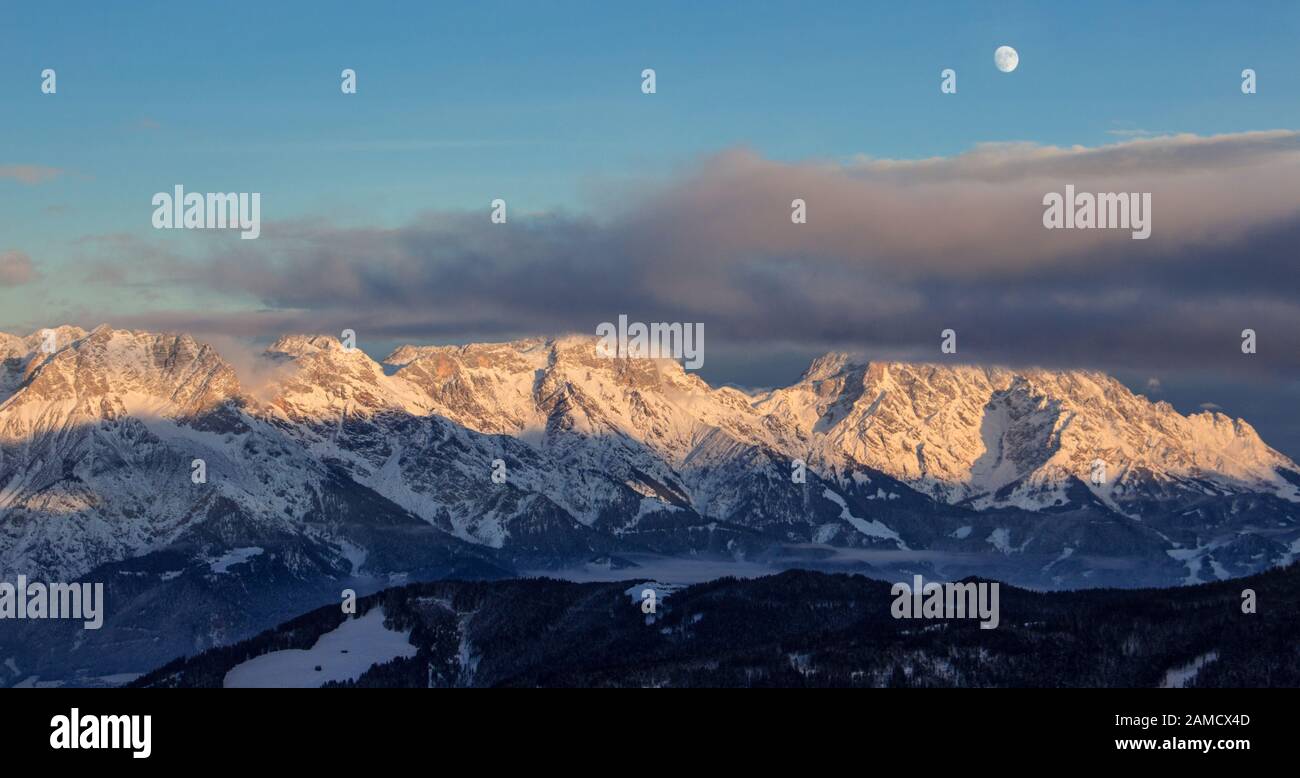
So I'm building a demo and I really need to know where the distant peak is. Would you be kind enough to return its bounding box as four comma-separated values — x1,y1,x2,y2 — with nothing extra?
384,336,556,369
25,324,88,342
801,352,865,381
266,334,352,358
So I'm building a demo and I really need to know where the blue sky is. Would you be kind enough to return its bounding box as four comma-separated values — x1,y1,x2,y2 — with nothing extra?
3,2,1300,453
3,1,1296,237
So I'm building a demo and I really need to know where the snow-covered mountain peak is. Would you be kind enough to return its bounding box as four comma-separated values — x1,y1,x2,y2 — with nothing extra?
266,334,356,358
752,355,1300,509
5,326,1296,571
0,326,238,421
257,335,430,423
800,351,866,382
248,332,1300,511
2,326,1299,599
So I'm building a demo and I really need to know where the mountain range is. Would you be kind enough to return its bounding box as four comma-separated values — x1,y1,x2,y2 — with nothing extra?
1,325,1298,684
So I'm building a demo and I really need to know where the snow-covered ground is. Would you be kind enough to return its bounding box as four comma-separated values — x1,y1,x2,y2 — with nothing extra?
223,609,416,688
1160,651,1219,688
821,488,906,548
208,547,263,574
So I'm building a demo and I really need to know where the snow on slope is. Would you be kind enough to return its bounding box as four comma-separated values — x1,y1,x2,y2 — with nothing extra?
820,488,906,547
222,608,416,688
758,358,1299,511
252,334,1300,559
1,325,1297,585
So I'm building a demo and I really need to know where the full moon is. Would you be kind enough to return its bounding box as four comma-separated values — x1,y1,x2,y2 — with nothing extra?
994,45,1019,73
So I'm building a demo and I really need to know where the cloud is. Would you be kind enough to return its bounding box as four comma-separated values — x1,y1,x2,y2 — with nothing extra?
0,251,39,287
64,131,1300,379
0,165,64,185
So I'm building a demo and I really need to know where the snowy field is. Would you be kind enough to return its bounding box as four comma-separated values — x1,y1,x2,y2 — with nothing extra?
223,608,416,688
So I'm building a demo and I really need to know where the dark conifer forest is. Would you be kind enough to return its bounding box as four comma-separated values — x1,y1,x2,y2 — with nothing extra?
132,563,1300,688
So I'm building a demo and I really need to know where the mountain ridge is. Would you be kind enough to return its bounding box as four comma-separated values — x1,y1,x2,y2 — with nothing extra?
2,324,1299,682
3,325,1296,546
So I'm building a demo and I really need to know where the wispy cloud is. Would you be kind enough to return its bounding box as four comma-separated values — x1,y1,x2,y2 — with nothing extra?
0,165,64,185
0,251,39,287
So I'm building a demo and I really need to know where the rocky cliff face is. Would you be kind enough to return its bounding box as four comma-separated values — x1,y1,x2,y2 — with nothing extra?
3,326,1298,583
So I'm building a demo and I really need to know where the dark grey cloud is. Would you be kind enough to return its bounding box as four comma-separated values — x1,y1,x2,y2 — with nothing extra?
82,132,1299,378
55,131,1300,458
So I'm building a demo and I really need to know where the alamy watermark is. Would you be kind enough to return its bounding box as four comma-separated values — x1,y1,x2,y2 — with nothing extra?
596,315,704,370
0,576,104,629
50,709,151,758
1042,185,1151,240
152,185,261,239
890,575,999,630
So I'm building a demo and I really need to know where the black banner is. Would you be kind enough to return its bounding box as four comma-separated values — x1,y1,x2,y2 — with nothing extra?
4,688,1283,766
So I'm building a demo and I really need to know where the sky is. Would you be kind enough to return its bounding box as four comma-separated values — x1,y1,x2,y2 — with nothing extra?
2,1,1299,454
